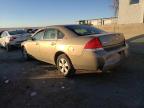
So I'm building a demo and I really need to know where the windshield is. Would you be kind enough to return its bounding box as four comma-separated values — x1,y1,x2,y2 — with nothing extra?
65,25,106,36
9,30,27,35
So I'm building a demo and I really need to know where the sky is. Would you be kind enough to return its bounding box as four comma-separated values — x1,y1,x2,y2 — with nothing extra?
0,0,114,28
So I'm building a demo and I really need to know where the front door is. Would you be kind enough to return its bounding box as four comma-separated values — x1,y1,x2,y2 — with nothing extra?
26,30,44,60
39,28,58,64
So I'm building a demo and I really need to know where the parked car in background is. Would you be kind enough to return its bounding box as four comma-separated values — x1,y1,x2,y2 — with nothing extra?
0,31,4,36
0,30,30,51
25,28,38,35
21,25,128,77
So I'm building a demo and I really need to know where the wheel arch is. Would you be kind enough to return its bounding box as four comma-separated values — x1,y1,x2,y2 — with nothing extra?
21,45,26,51
54,51,71,65
21,42,27,50
21,45,24,49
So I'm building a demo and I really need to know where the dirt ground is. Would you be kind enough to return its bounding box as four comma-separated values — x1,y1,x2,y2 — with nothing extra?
0,42,144,108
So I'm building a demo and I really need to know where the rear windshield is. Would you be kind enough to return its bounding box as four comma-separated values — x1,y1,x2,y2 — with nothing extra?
9,30,27,35
65,25,106,36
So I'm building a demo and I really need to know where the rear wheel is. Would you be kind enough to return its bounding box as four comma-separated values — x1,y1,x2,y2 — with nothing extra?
22,47,30,60
57,54,75,77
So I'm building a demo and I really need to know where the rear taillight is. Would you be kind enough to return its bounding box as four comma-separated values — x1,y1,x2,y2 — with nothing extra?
10,37,17,41
84,37,102,49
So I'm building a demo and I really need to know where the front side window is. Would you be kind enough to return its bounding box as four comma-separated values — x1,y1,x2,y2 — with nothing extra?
33,30,44,40
65,25,106,36
44,29,57,40
43,29,64,40
130,0,139,4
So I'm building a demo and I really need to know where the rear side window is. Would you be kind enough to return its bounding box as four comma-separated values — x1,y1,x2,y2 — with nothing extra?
65,25,105,36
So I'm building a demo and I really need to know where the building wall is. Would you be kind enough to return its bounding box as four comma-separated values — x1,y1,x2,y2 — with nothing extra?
78,18,117,26
103,18,117,25
118,0,144,24
91,20,101,26
97,23,144,39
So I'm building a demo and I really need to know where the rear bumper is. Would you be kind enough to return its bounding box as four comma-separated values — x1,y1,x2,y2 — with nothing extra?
72,45,128,72
96,46,128,71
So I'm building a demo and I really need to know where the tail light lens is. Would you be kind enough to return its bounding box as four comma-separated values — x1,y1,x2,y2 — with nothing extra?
10,37,17,41
84,37,102,49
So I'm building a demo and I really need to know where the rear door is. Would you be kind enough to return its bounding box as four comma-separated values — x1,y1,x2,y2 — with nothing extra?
39,28,64,63
26,30,44,60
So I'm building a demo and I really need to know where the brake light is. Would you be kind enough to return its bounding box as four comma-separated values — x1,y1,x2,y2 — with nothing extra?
10,37,17,41
84,37,102,49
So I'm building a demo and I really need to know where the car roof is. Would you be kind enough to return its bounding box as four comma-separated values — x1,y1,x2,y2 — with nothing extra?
46,24,80,28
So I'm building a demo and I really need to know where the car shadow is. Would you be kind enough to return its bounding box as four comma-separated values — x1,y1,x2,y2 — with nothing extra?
26,59,128,82
0,46,20,52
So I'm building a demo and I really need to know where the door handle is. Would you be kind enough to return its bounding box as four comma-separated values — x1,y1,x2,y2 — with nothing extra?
51,42,56,46
36,42,39,45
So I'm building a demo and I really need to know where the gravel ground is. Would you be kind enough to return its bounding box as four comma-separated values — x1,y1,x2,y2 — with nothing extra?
0,45,144,108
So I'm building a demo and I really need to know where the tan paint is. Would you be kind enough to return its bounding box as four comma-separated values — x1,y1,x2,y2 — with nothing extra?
22,25,128,72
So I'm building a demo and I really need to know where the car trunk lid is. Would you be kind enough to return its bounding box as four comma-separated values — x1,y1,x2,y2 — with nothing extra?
98,33,125,47
84,33,126,51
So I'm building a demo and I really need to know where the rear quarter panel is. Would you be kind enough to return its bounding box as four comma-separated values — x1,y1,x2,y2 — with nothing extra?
56,37,91,56
56,36,97,70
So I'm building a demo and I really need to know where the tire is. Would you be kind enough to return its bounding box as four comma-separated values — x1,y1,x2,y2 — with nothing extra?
57,54,75,77
22,47,30,60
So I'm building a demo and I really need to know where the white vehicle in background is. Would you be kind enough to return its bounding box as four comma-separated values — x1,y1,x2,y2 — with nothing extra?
0,30,29,51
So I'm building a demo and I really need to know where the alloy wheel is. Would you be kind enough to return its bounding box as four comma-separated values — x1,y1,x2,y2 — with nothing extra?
58,58,69,75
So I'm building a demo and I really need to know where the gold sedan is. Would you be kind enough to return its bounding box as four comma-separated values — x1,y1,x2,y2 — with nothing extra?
21,25,128,77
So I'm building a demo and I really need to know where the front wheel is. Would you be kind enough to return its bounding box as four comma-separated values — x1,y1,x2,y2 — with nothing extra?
22,47,30,60
57,54,75,77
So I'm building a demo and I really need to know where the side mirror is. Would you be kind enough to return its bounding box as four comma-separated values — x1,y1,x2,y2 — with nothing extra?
27,36,36,41
31,37,36,41
27,36,33,40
